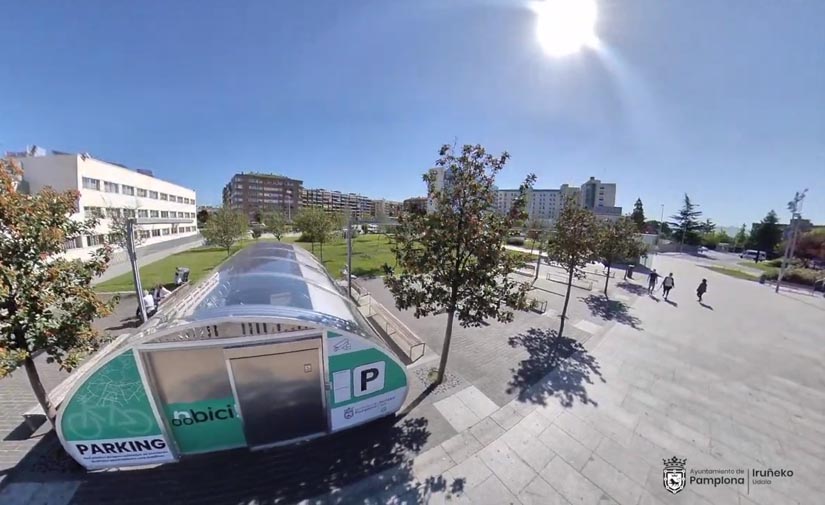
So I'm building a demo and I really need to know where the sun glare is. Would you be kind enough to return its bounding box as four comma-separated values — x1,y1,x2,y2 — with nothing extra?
534,0,598,57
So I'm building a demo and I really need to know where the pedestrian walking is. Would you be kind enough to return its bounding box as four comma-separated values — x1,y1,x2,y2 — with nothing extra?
697,279,707,302
661,273,675,300
648,269,660,293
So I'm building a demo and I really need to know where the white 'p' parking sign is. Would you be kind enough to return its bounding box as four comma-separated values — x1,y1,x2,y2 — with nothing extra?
353,361,385,397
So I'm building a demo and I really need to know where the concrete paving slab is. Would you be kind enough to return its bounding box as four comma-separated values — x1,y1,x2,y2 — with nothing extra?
538,424,597,471
518,474,571,505
540,456,617,505
581,455,645,505
573,319,603,334
464,474,519,505
455,386,499,419
469,418,505,447
435,395,483,433
478,438,537,495
441,431,484,465
490,404,523,430
443,454,492,492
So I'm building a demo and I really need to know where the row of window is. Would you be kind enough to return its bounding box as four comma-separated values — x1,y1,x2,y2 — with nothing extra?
82,177,195,204
62,226,198,250
83,207,196,220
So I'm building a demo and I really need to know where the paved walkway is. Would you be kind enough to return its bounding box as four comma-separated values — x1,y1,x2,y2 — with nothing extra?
1,254,823,504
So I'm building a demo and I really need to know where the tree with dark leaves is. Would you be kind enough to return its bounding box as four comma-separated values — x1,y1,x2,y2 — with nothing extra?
384,144,535,385
545,195,601,337
0,158,116,425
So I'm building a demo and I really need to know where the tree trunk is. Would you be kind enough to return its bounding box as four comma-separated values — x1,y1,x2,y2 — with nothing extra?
320,240,324,261
533,246,542,282
24,356,56,426
604,263,611,296
436,308,456,385
559,267,575,337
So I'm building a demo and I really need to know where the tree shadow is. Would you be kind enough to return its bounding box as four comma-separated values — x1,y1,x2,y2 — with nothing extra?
617,282,648,296
580,295,642,330
103,316,140,332
58,415,461,504
506,328,604,407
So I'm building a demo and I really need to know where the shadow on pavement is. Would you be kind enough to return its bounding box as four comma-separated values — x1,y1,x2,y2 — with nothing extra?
665,299,678,307
699,302,714,310
7,416,462,504
617,281,648,296
580,295,642,330
506,328,603,407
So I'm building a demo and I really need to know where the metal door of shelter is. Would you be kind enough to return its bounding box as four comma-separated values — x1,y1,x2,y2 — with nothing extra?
226,337,327,448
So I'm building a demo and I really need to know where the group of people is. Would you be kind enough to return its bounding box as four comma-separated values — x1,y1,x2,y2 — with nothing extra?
646,269,708,302
137,283,173,319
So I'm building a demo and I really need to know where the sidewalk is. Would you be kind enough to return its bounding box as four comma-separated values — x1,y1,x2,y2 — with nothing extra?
93,234,204,286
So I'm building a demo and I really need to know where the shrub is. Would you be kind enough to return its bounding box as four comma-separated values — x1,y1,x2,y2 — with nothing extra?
762,267,824,289
506,236,526,246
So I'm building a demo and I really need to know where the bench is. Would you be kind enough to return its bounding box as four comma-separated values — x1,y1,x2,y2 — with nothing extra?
546,272,594,291
528,297,548,314
361,296,425,364
22,332,132,430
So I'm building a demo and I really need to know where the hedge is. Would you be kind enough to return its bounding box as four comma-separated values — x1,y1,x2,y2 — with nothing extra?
761,268,825,289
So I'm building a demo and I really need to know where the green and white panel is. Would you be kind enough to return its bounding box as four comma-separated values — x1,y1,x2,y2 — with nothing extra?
58,350,174,469
326,331,408,431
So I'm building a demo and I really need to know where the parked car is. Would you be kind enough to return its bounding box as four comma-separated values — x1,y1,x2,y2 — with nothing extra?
740,249,766,261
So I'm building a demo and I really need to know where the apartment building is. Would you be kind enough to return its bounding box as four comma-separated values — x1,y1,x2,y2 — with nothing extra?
301,188,375,220
222,173,302,221
14,151,198,261
402,197,428,214
373,199,403,218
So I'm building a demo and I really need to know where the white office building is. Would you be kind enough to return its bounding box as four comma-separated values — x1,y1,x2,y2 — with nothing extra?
14,151,198,261
495,177,621,224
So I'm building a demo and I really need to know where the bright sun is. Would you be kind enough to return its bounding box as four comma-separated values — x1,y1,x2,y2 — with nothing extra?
534,0,598,57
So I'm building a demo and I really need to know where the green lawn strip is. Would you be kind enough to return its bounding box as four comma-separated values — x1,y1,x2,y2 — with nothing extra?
705,266,760,282
292,234,397,278
94,238,292,292
737,261,778,274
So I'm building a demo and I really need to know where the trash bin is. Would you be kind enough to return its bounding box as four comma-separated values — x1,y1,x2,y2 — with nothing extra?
626,264,635,279
175,267,190,285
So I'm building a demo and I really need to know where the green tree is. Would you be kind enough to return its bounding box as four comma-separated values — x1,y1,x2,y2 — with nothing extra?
795,229,825,263
202,205,249,255
630,198,645,232
751,210,782,261
262,211,287,241
196,208,209,226
546,195,601,337
734,224,748,251
596,217,644,296
0,159,116,425
700,218,716,235
105,202,143,250
384,144,534,385
294,207,335,259
525,218,546,255
669,194,703,246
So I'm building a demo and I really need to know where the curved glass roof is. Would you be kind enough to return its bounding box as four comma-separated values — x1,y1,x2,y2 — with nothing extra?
164,242,377,338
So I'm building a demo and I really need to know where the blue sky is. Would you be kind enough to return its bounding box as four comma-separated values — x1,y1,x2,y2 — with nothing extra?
1,0,823,226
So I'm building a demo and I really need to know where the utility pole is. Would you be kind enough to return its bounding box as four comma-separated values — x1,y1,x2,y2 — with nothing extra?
127,218,147,322
776,189,807,293
347,211,353,298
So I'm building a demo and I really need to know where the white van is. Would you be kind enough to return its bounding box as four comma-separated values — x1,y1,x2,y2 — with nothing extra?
740,249,766,261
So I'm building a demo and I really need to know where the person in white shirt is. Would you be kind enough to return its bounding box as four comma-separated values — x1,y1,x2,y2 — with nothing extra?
142,290,156,315
661,273,675,300
153,284,172,305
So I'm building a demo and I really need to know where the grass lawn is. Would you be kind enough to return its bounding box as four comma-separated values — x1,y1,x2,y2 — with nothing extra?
94,237,291,292
706,266,760,282
293,234,396,279
738,261,778,274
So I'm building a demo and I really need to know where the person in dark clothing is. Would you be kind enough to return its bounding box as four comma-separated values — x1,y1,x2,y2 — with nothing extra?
648,269,660,293
697,279,708,301
661,273,675,300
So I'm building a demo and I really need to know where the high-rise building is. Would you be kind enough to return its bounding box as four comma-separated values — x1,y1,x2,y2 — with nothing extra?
494,176,621,223
222,173,303,221
12,149,198,261
301,188,375,221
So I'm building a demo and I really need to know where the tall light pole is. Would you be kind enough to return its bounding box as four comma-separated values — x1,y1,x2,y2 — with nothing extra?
776,189,807,293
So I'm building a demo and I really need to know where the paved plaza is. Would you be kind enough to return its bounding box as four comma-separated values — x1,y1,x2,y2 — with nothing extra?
1,253,823,504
